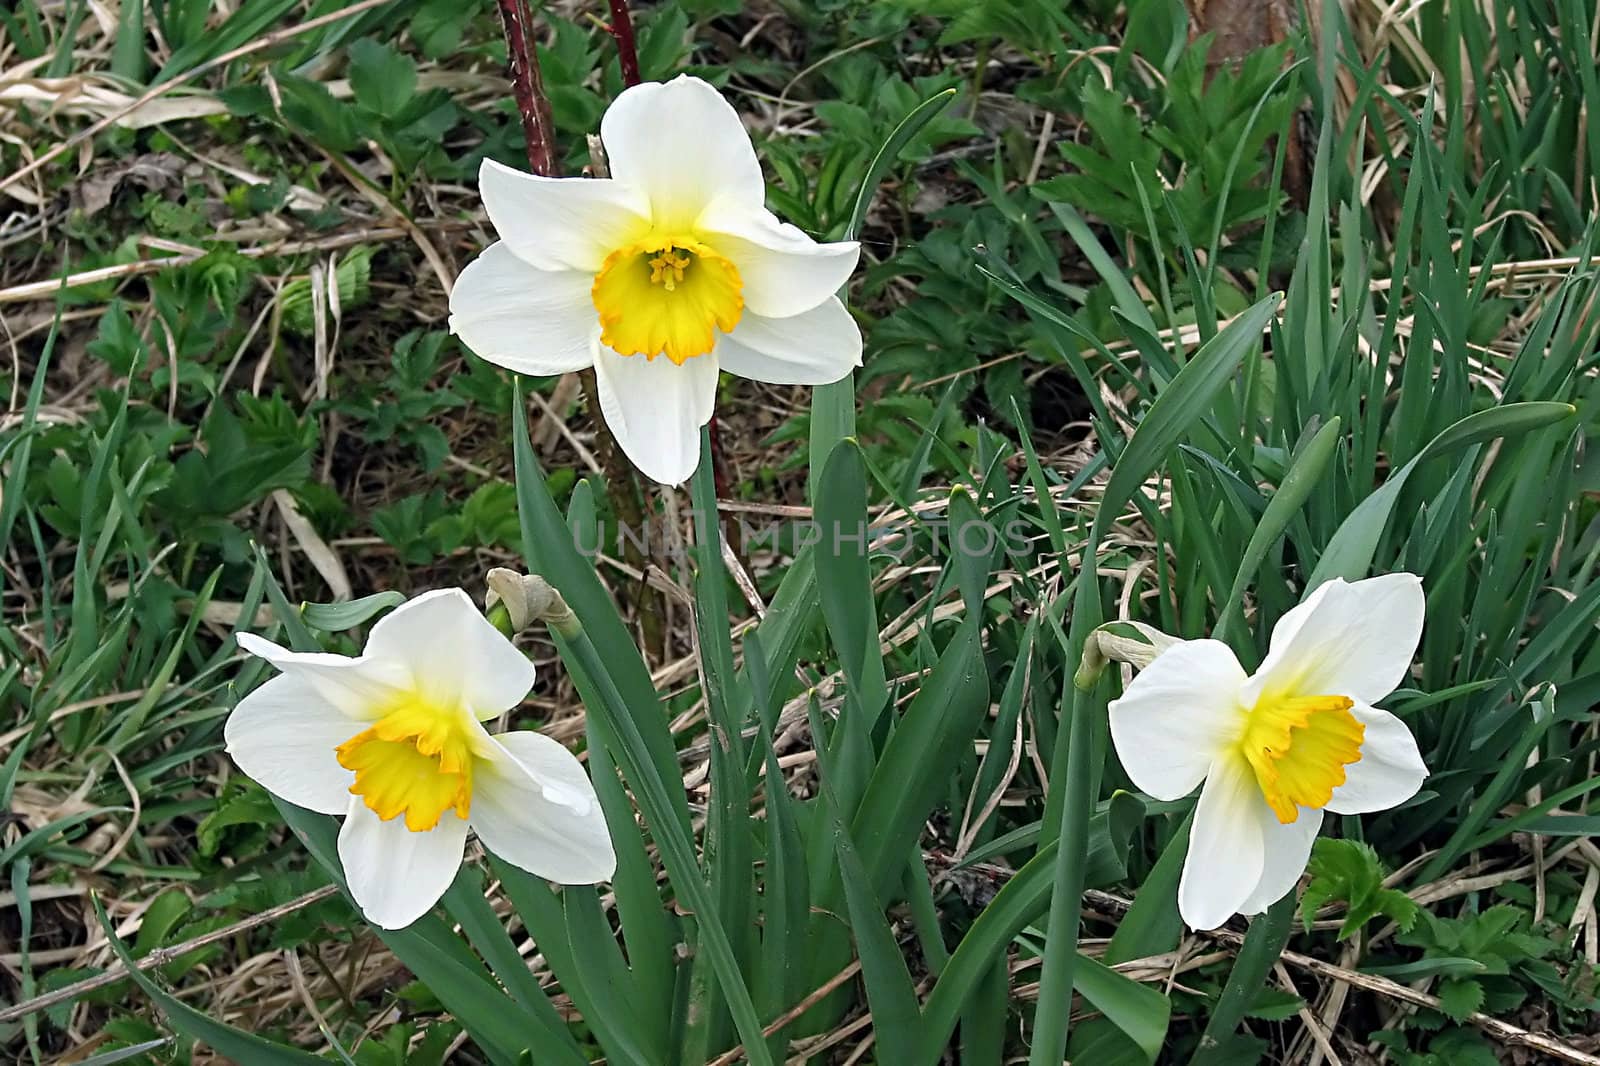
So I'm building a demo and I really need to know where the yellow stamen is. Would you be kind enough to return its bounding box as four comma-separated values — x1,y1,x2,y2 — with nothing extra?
1240,694,1364,823
649,248,690,290
591,235,744,364
336,700,480,831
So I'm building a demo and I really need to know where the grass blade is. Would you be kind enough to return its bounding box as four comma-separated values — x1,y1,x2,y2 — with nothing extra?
93,897,324,1065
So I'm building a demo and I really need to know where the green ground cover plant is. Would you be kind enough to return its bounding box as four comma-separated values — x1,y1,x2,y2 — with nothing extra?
1,1,1598,1063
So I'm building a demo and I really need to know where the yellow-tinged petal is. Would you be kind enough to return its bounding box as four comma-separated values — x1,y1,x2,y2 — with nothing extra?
1240,694,1365,823
362,588,537,719
224,673,363,815
449,244,598,376
334,694,490,832
592,235,744,364
337,728,473,831
1178,754,1266,930
1238,806,1324,916
1105,638,1248,801
471,732,616,884
696,204,860,318
477,158,651,274
1243,573,1425,707
1325,700,1428,814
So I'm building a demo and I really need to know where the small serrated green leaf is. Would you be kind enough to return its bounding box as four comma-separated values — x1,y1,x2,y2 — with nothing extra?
1436,978,1485,1021
1301,838,1417,939
348,38,418,119
195,784,279,857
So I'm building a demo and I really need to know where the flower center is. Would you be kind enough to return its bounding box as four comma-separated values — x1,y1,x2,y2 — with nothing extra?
591,235,744,364
1239,694,1364,824
335,700,483,831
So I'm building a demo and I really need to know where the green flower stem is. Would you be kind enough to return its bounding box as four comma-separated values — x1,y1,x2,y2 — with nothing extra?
544,612,773,1066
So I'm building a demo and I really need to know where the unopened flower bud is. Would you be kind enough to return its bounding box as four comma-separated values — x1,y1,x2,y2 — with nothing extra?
485,569,578,637
1074,621,1182,690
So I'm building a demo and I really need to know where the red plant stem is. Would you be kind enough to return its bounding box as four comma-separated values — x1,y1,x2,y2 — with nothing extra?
495,0,558,177
490,0,666,653
606,0,643,87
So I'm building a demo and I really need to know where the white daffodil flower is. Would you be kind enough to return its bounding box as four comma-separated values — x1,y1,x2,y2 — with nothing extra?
448,74,863,486
1108,573,1429,930
225,589,615,930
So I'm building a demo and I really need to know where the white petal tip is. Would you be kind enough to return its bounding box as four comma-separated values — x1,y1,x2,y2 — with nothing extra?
365,912,421,931
562,854,617,885
1178,908,1227,932
234,632,281,659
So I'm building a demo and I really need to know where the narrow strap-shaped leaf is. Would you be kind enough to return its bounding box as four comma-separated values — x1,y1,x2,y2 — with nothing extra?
1103,810,1193,964
815,441,889,724
958,958,1008,1066
811,87,956,495
510,387,690,834
492,861,655,1062
919,837,1167,1060
746,631,810,1064
1186,895,1295,1066
550,623,774,1066
566,483,678,1036
843,88,957,242
682,432,755,1061
1075,953,1171,1065
94,896,326,1065
1089,294,1282,546
1213,416,1342,649
848,613,989,902
441,872,590,1066
1307,401,1576,587
826,789,921,1063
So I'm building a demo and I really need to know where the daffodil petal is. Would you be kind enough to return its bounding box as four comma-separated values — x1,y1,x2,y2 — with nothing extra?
364,589,537,719
224,674,358,814
1243,573,1425,706
448,243,599,376
235,632,407,720
471,732,616,884
698,205,860,318
600,75,764,231
593,345,718,486
1238,806,1322,916
1107,638,1247,801
337,797,468,930
1178,754,1267,930
714,298,862,386
1324,701,1427,814
478,159,651,273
